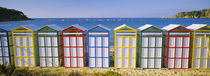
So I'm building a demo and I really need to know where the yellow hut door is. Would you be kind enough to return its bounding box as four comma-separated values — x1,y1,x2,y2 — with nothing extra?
12,26,35,67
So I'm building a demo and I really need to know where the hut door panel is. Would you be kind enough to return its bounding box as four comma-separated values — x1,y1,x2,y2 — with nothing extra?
14,36,35,67
0,36,10,64
39,36,59,67
89,36,109,68
64,35,84,68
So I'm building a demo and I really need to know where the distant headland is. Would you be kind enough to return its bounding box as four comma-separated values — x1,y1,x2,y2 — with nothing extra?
170,8,210,18
0,7,31,22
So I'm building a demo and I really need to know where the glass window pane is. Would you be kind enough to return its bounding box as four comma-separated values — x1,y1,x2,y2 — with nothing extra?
122,59,128,67
52,48,58,56
130,37,136,47
201,48,208,58
183,48,189,57
156,37,162,47
89,37,95,46
39,37,44,46
194,48,201,58
103,48,109,57
65,58,70,67
71,58,77,67
169,37,175,47
2,47,9,56
123,48,128,57
52,37,57,46
96,48,102,57
142,48,148,57
175,48,182,57
78,58,84,67
156,48,162,57
15,47,21,56
20,37,26,46
176,37,183,47
14,37,20,46
70,37,76,46
89,48,95,57
16,58,21,66
89,58,95,67
169,48,175,57
103,37,108,47
27,37,33,46
96,37,102,47
53,58,59,66
77,37,83,46
21,48,27,56
71,48,76,57
123,37,129,47
149,48,155,57
46,48,52,56
64,48,70,57
130,48,135,57
195,37,201,47
116,58,121,67
116,48,122,57
39,48,45,56
28,47,33,56
2,37,8,46
142,37,148,47
45,37,51,46
40,58,46,67
77,48,83,57
116,37,122,47
183,37,189,47
149,37,155,47
64,37,69,46
103,58,109,67
47,58,52,67
96,58,102,67
22,57,28,66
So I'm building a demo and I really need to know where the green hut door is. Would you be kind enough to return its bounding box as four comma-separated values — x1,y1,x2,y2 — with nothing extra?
37,26,60,67
138,26,163,69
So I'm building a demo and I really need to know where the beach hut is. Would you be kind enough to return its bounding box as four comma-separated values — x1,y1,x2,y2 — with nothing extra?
62,25,86,68
12,25,38,67
0,26,12,65
37,25,63,67
114,24,137,69
137,24,163,69
87,25,110,68
187,24,210,69
162,24,191,69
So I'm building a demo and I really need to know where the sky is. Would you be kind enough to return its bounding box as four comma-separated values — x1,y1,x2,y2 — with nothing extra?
0,0,210,18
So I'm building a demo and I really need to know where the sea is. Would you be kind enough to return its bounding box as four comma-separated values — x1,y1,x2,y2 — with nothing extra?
0,18,210,46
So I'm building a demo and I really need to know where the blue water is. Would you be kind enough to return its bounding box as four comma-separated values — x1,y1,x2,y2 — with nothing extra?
1,18,210,46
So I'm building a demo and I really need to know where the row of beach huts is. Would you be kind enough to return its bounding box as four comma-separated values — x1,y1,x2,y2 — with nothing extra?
0,24,209,69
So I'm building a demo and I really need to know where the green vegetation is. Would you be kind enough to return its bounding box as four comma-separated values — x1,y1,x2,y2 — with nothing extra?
0,7,31,22
0,64,120,76
171,8,210,18
0,64,15,76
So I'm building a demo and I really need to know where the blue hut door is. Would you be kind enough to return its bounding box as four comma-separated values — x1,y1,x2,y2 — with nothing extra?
0,31,10,64
88,31,109,68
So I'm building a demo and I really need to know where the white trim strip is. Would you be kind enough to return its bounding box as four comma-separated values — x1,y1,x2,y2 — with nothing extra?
196,33,210,35
13,32,32,35
0,32,6,35
116,33,136,35
89,32,108,35
142,33,162,35
38,32,57,35
63,33,82,35
169,33,190,35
